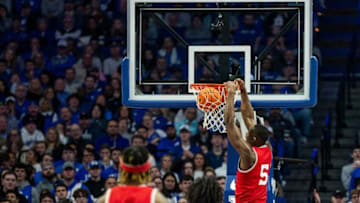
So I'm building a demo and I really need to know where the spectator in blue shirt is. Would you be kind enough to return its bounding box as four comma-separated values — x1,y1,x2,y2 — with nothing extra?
171,125,201,161
1,17,28,48
233,14,264,53
95,120,129,152
30,18,56,52
54,145,83,175
54,78,69,107
205,133,224,169
15,84,31,119
59,161,90,201
157,122,181,159
47,40,75,78
101,148,121,179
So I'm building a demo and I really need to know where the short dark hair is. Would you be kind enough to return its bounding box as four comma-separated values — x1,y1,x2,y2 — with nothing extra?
131,135,146,144
181,175,194,183
73,188,89,198
249,124,270,144
187,176,223,203
55,183,66,190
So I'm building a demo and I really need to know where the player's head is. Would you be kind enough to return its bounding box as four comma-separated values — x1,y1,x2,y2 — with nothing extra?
118,146,151,185
246,124,270,147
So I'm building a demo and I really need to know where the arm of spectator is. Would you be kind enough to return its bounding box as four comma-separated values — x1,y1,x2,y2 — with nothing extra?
31,187,39,203
341,165,351,190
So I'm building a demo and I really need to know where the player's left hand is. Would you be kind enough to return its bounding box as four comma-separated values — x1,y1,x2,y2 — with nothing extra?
224,81,239,94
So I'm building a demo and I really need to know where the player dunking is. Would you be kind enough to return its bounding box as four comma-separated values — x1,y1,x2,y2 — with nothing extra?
224,79,272,203
97,146,167,203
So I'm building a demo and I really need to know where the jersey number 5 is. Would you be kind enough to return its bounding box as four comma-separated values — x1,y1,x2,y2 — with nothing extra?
258,164,269,186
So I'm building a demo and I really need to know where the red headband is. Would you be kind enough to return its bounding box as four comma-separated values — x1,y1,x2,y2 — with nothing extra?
119,158,151,173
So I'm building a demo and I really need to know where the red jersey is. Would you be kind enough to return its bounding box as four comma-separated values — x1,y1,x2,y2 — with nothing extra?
105,185,157,203
236,145,272,203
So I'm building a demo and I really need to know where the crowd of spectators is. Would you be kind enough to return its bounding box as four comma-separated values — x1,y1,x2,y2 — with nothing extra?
0,0,315,203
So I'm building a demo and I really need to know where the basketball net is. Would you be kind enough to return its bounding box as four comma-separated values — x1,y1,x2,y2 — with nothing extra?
190,84,233,133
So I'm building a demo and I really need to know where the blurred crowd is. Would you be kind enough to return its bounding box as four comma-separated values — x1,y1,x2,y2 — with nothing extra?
0,0,314,203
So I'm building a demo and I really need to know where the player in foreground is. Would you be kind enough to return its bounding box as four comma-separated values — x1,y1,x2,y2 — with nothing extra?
224,79,272,203
97,146,168,203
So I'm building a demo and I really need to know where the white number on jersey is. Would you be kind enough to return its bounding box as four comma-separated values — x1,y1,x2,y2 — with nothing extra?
258,164,269,186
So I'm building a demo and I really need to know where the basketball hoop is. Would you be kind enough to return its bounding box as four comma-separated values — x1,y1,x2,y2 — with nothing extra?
190,83,237,133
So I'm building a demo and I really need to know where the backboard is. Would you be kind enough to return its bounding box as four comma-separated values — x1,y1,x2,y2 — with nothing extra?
122,0,318,108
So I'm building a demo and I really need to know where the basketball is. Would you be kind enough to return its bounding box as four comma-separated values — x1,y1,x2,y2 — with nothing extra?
197,87,222,112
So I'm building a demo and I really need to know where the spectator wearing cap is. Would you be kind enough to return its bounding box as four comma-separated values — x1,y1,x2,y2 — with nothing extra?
14,162,39,203
36,163,58,193
59,161,90,200
175,108,199,136
170,125,201,161
95,120,129,152
20,116,44,149
157,122,180,159
64,68,81,94
14,84,31,119
103,41,123,77
47,39,75,78
21,99,45,131
84,161,105,199
206,133,225,169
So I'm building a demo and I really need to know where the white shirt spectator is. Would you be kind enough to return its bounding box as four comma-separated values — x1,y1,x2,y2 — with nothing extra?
21,127,45,149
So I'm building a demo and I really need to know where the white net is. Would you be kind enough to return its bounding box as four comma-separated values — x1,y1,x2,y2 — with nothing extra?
191,84,235,133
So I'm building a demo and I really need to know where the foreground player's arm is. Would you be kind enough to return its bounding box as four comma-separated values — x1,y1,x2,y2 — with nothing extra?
235,79,255,130
224,81,255,169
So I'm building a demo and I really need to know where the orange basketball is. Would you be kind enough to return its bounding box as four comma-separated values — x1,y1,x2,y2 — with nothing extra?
197,87,222,112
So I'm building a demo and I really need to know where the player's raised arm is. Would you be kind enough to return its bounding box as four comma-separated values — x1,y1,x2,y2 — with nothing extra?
224,80,255,169
235,79,255,130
